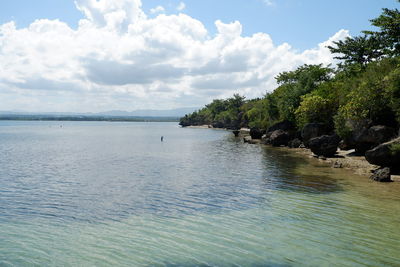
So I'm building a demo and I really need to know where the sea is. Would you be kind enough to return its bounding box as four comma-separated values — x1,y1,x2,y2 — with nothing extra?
0,121,399,266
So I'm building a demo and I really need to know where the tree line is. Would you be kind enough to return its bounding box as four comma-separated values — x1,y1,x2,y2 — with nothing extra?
180,2,400,142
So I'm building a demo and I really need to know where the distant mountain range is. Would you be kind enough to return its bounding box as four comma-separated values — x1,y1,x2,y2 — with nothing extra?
0,107,199,118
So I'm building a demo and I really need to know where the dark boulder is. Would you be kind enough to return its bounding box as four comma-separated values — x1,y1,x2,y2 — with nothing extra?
354,125,396,153
370,167,392,182
261,137,271,145
267,120,295,133
244,135,260,144
288,138,302,148
250,128,264,139
339,138,355,151
212,121,224,129
232,130,240,137
365,137,400,169
301,123,328,147
308,135,340,157
269,130,290,147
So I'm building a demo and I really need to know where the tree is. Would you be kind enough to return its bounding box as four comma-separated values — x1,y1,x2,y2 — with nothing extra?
365,4,400,57
274,64,333,122
327,35,383,67
295,95,334,129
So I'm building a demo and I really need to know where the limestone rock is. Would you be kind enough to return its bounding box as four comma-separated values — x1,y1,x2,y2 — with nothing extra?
308,135,340,157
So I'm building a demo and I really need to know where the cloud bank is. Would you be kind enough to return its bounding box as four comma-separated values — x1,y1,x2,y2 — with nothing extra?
0,0,349,112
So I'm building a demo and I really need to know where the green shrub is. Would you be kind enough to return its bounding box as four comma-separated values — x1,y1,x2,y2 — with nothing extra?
390,143,400,156
295,95,333,129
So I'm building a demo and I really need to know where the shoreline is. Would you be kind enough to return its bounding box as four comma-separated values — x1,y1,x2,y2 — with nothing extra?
185,125,400,182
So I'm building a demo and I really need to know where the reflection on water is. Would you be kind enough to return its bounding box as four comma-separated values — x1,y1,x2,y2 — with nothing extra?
260,147,342,194
1,121,400,266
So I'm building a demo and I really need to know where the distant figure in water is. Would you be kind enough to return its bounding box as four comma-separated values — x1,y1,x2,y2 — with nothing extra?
161,136,164,142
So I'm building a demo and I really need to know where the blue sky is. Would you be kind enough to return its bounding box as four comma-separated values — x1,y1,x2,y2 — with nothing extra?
1,0,397,50
0,0,398,112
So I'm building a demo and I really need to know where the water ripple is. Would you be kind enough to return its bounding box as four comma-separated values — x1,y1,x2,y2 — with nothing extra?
1,122,400,266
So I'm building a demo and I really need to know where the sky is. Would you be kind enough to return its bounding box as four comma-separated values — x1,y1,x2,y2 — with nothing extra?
0,0,398,112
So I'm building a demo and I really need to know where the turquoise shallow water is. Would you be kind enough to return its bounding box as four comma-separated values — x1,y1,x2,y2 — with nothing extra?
0,121,400,266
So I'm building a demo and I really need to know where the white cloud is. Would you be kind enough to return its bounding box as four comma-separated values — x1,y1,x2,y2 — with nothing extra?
0,0,348,112
177,2,186,11
150,6,165,14
263,0,275,6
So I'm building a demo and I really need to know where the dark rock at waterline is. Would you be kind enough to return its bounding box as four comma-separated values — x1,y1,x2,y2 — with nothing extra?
212,121,224,129
339,138,355,150
370,167,392,182
269,130,290,147
301,123,328,147
179,121,190,127
354,125,396,153
288,138,302,148
244,135,261,144
261,137,271,145
308,134,340,157
232,130,240,137
250,128,264,139
267,120,295,133
365,137,400,168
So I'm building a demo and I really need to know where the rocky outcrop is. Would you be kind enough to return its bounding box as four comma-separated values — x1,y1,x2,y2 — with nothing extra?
244,135,261,144
179,121,190,127
308,135,340,157
370,167,392,182
267,120,295,133
301,123,328,147
353,125,396,153
288,138,302,148
339,138,355,151
365,137,400,168
249,128,264,139
212,121,224,129
269,130,290,147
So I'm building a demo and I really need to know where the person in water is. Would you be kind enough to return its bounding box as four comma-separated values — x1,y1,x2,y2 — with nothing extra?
161,136,164,142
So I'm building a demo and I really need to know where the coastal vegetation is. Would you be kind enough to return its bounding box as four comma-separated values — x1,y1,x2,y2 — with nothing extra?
180,3,400,180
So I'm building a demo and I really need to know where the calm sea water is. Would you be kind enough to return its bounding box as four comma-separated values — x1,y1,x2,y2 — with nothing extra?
0,121,399,266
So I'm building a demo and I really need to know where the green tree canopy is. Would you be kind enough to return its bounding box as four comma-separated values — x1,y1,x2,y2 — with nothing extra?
365,3,400,56
327,35,383,67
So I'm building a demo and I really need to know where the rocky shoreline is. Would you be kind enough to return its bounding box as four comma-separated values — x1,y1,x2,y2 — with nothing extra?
186,124,400,182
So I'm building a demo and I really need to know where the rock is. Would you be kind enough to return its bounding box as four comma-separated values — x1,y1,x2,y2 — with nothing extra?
240,128,250,135
212,121,224,129
288,138,302,148
267,120,295,133
243,136,260,144
308,135,340,157
250,128,264,139
354,125,396,153
301,123,328,147
243,136,252,143
261,136,271,145
339,139,354,151
370,167,392,182
332,161,343,168
232,130,240,137
318,156,327,160
365,137,400,168
269,130,290,147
